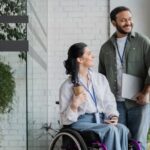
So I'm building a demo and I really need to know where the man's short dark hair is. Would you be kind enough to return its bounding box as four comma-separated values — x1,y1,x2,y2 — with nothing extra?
110,6,131,21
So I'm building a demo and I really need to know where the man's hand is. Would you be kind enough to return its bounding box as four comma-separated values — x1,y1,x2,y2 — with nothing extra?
136,85,150,105
136,92,149,105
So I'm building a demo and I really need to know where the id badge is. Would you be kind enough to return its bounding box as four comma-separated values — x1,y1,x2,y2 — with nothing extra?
95,112,100,124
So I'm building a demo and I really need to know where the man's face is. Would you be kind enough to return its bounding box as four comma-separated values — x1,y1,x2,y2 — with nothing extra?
113,10,133,34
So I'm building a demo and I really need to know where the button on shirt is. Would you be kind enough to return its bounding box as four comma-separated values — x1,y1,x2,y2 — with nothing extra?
59,70,119,125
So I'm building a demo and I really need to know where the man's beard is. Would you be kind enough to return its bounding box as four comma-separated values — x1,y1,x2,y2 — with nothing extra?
116,24,133,34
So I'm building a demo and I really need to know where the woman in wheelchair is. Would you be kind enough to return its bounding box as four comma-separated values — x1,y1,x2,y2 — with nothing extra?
59,42,129,150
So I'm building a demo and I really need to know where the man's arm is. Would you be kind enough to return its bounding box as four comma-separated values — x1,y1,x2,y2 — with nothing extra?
98,48,106,75
137,39,150,105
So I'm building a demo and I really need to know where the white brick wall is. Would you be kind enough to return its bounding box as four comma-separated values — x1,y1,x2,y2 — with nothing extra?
0,1,109,149
28,0,48,150
0,0,48,149
0,54,26,150
48,0,109,132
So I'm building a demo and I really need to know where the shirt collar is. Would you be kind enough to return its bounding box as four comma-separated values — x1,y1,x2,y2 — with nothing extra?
78,70,92,86
110,31,135,46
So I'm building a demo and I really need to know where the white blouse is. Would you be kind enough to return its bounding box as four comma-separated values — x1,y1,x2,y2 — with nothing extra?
59,70,119,125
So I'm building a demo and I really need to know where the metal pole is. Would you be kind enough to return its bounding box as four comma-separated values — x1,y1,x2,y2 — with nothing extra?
25,0,28,150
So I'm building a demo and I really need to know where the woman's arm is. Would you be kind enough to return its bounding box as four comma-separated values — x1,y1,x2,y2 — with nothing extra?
59,81,86,125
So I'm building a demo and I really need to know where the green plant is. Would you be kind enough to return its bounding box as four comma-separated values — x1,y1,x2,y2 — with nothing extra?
0,0,27,61
148,128,150,142
0,0,26,16
0,61,15,113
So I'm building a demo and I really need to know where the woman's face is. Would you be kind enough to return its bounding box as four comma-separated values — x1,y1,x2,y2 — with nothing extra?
78,47,94,68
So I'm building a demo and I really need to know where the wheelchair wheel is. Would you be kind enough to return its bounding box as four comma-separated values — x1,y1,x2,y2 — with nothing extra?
49,128,88,150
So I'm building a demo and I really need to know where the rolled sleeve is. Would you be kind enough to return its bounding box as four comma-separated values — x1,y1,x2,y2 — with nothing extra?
61,106,78,125
145,49,150,84
145,75,150,85
59,79,80,125
144,37,150,85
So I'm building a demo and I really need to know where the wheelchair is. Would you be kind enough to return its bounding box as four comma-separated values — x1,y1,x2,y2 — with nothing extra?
50,101,142,150
49,127,142,150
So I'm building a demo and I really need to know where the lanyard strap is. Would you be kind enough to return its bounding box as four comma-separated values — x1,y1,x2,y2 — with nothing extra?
79,80,98,111
115,39,127,65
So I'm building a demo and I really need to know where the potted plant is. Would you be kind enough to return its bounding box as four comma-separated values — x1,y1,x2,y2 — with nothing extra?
0,61,15,113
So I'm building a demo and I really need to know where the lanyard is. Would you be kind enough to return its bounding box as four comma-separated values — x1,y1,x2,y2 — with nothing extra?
115,39,127,65
79,79,98,112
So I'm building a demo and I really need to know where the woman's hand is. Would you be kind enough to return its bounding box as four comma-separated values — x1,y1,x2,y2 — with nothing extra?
70,92,87,112
104,116,118,125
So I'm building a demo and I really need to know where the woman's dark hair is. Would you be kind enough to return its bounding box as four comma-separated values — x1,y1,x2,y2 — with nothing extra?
110,6,131,21
64,42,87,85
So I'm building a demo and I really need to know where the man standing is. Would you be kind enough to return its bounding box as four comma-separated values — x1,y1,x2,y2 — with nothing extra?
99,6,150,150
